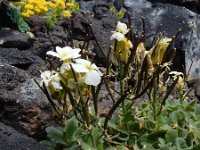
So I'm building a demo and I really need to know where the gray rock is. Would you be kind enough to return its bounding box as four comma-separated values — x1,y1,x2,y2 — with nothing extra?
0,0,18,29
28,32,52,58
48,24,68,47
126,3,200,77
71,10,92,40
114,0,125,10
0,64,55,140
188,77,200,101
91,3,117,67
0,28,33,50
27,15,47,33
124,0,152,9
147,0,200,13
0,122,47,150
0,48,43,68
79,0,96,12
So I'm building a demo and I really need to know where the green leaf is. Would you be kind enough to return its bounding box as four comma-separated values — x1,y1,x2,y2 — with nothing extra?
165,128,178,143
194,105,200,116
193,144,200,150
64,117,79,141
79,140,96,150
185,100,196,111
171,111,184,124
40,140,55,149
176,137,188,150
158,137,165,146
46,126,66,145
73,128,84,141
7,5,30,32
178,128,188,139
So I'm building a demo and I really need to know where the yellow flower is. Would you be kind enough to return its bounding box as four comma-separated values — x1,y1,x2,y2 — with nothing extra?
54,0,65,9
24,4,34,10
48,2,56,9
35,7,41,14
135,43,147,64
114,38,132,62
15,2,25,5
148,38,172,65
22,10,34,18
63,10,71,17
66,2,73,8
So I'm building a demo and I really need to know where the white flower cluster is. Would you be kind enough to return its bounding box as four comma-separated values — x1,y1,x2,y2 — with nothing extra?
110,21,133,62
41,46,102,90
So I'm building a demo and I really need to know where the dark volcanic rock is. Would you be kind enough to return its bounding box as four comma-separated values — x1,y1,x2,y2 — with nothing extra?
0,64,55,140
0,122,47,150
28,20,68,58
48,24,68,47
27,15,47,33
126,3,200,77
147,0,200,13
0,48,44,69
91,3,117,67
0,28,33,50
188,77,200,101
28,32,52,58
71,10,92,40
114,0,125,10
79,0,96,12
0,0,18,29
124,0,152,9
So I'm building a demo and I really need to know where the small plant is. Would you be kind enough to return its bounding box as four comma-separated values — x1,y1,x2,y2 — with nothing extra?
2,2,30,32
14,0,79,29
38,15,198,149
110,6,124,19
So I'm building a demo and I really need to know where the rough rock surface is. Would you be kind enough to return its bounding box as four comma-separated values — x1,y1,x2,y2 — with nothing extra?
0,48,44,69
0,64,55,140
188,77,200,101
125,2,200,76
0,28,33,50
147,0,200,13
91,2,117,66
0,122,47,150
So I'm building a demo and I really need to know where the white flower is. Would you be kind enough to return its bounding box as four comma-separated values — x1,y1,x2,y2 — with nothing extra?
169,71,184,93
110,32,125,41
60,62,71,74
46,46,81,61
169,71,183,78
71,59,103,86
110,21,129,41
116,21,129,34
40,70,62,90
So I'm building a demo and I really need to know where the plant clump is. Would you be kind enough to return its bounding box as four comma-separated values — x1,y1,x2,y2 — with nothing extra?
14,0,79,29
37,12,199,149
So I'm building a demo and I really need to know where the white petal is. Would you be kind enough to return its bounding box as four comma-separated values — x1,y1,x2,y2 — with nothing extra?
61,55,73,60
60,63,70,74
91,64,103,76
85,70,101,86
128,40,133,48
41,70,51,79
75,59,91,65
71,52,81,59
56,46,66,55
46,51,60,58
51,81,62,90
116,21,129,34
110,32,125,41
73,48,81,53
66,47,81,58
71,63,89,72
